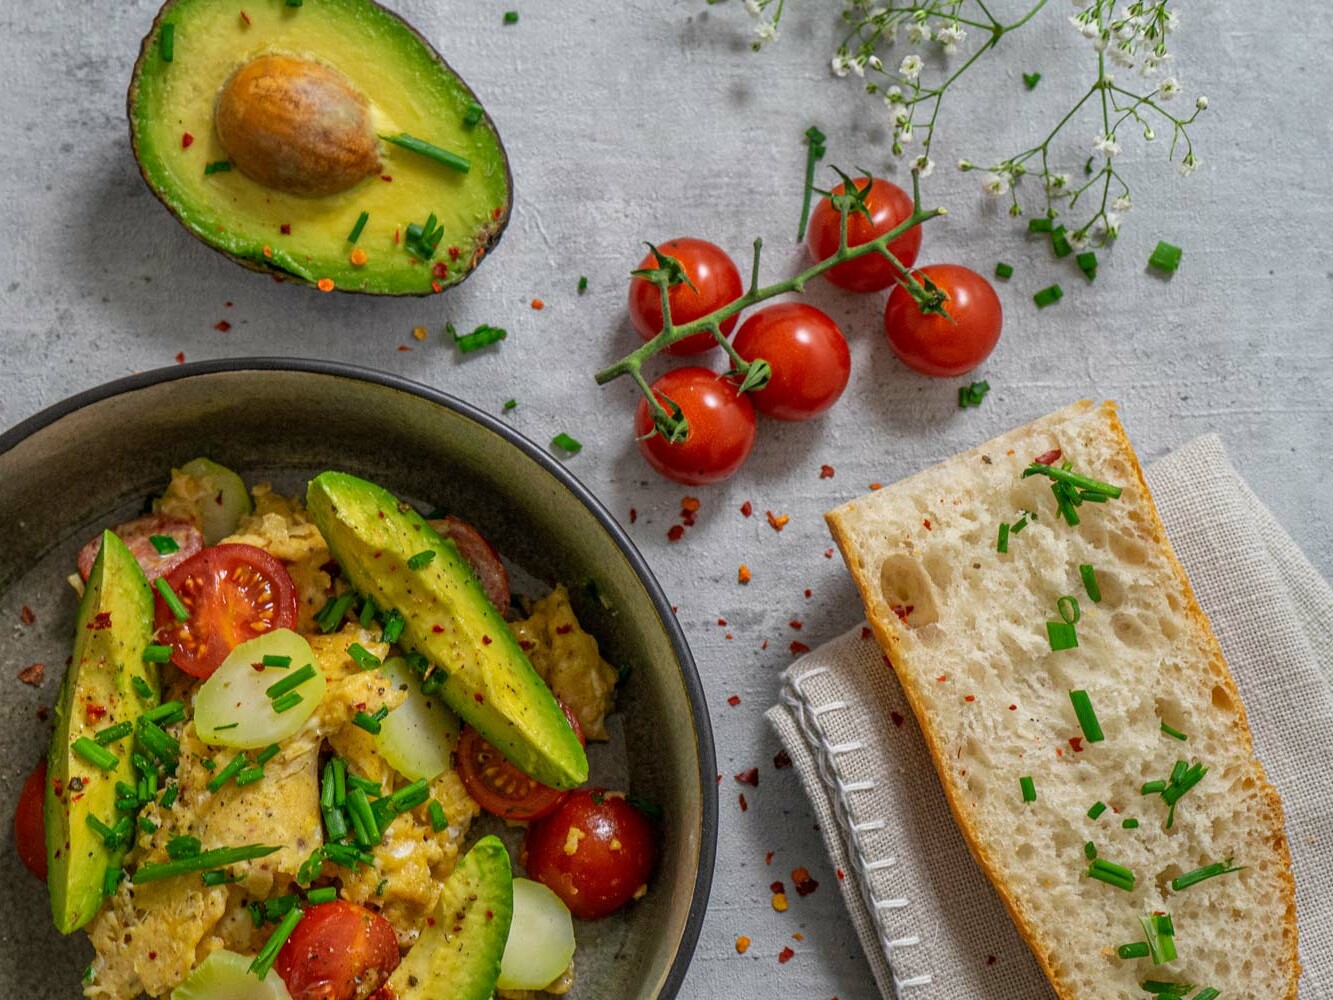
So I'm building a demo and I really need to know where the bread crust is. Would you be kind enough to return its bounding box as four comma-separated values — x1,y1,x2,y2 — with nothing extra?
825,401,1299,999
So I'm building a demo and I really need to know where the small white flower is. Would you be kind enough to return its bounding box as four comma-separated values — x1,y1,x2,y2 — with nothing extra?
907,21,931,44
1046,172,1072,193
867,54,883,72
754,20,778,43
850,56,867,78
982,172,1009,197
893,107,910,126
1142,124,1156,141
899,54,923,81
895,123,914,145
1164,10,1180,32
831,54,850,78
1067,230,1089,251
1112,194,1133,213
1178,152,1200,176
1196,95,1209,110
1092,131,1122,157
743,0,762,16
936,23,966,53
957,158,974,171
1092,212,1121,240
913,155,935,178
1070,16,1100,40
883,84,903,103
1108,44,1134,68
1156,76,1181,101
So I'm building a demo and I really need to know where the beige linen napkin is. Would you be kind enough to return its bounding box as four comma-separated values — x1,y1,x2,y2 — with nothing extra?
767,435,1333,999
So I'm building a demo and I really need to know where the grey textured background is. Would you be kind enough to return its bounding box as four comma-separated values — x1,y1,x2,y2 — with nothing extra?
1,1,1330,997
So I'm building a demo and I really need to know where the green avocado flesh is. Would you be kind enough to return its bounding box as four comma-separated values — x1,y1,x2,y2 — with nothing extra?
128,0,511,295
46,532,157,934
388,835,513,1000
305,472,588,790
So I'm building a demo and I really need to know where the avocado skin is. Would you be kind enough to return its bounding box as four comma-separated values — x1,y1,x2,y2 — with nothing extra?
125,0,512,296
46,531,158,934
388,835,514,1000
306,472,588,790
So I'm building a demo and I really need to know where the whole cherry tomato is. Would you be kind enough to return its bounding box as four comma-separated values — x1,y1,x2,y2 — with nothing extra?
634,368,757,485
884,264,1002,377
14,760,47,881
628,238,743,356
806,177,922,293
458,702,585,822
275,901,400,1000
731,302,851,420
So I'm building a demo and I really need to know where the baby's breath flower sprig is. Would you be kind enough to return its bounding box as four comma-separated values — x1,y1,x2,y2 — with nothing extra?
595,171,946,442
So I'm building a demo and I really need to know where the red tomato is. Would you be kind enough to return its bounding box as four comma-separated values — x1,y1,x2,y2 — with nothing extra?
154,544,298,678
275,901,400,1000
14,760,46,881
523,790,658,920
731,303,851,421
458,703,585,822
77,514,203,583
806,177,921,292
627,238,743,356
633,368,756,485
427,516,510,617
883,264,1003,377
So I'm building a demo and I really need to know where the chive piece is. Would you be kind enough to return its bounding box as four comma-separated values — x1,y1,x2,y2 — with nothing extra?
213,722,239,732
285,0,303,6
255,744,280,767
1083,841,1097,860
1050,227,1072,258
147,534,180,555
86,814,120,847
316,593,357,633
1192,989,1220,1000
1076,251,1098,281
552,432,582,455
1142,982,1193,998
143,644,172,664
958,380,990,408
261,654,292,669
352,711,384,736
1087,801,1107,820
1170,860,1243,892
405,213,445,261
207,753,247,793
1079,564,1101,602
323,806,349,840
1117,942,1150,959
1086,861,1135,892
1019,776,1036,802
1148,240,1183,274
381,133,470,174
358,597,376,629
1021,463,1123,499
1010,514,1030,534
307,886,337,905
143,700,186,726
995,261,1014,279
1028,217,1054,233
347,788,380,846
235,765,265,787
1141,780,1167,795
166,835,202,860
103,866,126,898
1170,760,1187,785
347,210,369,244
320,762,337,810
504,398,518,411
267,663,316,700
1033,284,1063,308
137,718,180,766
380,610,405,645
322,842,374,869
406,550,436,570
348,643,381,671
134,844,279,884
449,322,508,353
1057,595,1081,625
1052,481,1081,526
577,275,589,294
462,101,484,127
1022,71,1041,90
159,784,178,809
94,721,134,746
389,778,430,815
251,907,303,979
1160,721,1189,742
201,869,242,887
272,691,303,714
428,800,448,832
155,577,189,621
160,23,175,61
503,10,519,23
1068,689,1104,743
1047,621,1078,651
332,758,347,807
997,522,1010,554
1122,817,1139,829
1141,913,1178,963
203,160,232,175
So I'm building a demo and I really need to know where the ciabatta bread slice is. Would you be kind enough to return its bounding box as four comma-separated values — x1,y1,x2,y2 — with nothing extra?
827,401,1297,999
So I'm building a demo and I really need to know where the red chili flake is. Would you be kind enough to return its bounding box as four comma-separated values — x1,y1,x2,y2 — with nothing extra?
35,706,49,722
890,605,914,623
492,207,503,220
789,641,810,655
554,624,573,635
380,174,393,182
868,482,883,491
87,611,113,631
824,548,834,559
778,947,794,964
738,564,752,585
214,320,231,332
279,223,291,235
789,620,803,630
481,635,492,645
760,640,768,650
716,774,722,784
431,281,443,293
936,674,947,682
666,524,685,542
84,703,108,723
518,640,534,651
964,695,975,703
681,496,701,512
819,464,835,479
735,768,759,787
1033,448,1062,466
804,588,812,598
923,518,932,530
239,10,251,25
739,793,748,812
890,711,904,727
792,867,819,896
431,625,444,633
727,695,741,707
1009,704,1017,711
393,227,401,244
725,633,733,641
175,352,186,364
448,246,461,261
20,605,35,626
531,299,545,310
17,663,44,687
148,951,157,961
1069,736,1084,752
770,880,785,894
860,626,872,640
1055,747,1064,758
717,618,728,626
765,851,775,865
740,500,753,517
397,345,412,352
766,510,789,532
987,955,998,966
774,749,792,769
836,868,846,881
627,508,637,525
181,132,194,149
224,301,233,308
474,693,485,704
432,262,449,278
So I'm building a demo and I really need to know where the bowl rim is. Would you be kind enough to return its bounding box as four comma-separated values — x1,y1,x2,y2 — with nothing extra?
0,357,718,1000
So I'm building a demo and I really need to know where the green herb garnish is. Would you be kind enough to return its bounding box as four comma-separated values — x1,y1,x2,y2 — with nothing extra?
207,753,247,794
1079,564,1101,602
958,380,990,408
404,212,445,261
250,907,303,978
271,690,303,714
996,522,1010,554
381,133,470,174
428,800,448,832
1148,240,1183,274
347,644,381,672
1170,859,1243,892
503,10,519,24
577,275,589,294
351,707,389,735
1022,463,1124,499
1087,801,1107,820
307,886,337,904
1160,721,1189,742
266,664,316,701
1019,775,1036,802
143,644,172,664
449,322,508,353
1033,284,1063,308
73,738,119,771
148,534,180,554
380,610,405,645
133,844,279,884
203,160,232,176
1086,857,1135,892
462,101,484,127
94,721,134,746
1076,251,1098,281
160,23,175,61
1022,71,1041,90
1116,942,1150,959
261,653,292,668
552,432,582,455
347,210,369,244
1068,689,1103,743
155,578,189,621
406,550,435,570
994,261,1014,279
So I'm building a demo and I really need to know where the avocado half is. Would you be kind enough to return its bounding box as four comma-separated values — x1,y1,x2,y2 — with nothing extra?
127,0,512,295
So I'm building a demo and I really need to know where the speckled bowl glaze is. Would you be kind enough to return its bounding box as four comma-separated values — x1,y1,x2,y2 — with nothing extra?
0,359,716,1000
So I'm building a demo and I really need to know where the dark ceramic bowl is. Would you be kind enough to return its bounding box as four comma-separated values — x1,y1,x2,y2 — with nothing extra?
0,359,716,999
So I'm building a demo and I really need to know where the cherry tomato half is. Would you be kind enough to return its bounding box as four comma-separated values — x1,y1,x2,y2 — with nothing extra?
634,368,757,485
77,514,203,583
884,263,1002,377
731,302,851,421
14,760,46,881
275,901,400,1000
524,790,658,920
806,177,922,293
154,543,298,678
458,703,585,822
628,238,743,356
427,516,510,617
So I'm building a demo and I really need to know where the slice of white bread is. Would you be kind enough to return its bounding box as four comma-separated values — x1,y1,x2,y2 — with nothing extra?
827,401,1298,999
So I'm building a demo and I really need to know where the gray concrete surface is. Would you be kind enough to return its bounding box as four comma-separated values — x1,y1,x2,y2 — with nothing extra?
1,1,1330,997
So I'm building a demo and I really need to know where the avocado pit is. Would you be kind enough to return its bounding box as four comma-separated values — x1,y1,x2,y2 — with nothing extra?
214,53,380,197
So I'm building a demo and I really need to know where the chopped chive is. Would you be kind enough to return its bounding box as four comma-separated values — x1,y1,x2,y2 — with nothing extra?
207,753,247,793
1141,982,1193,998
503,399,518,412
137,718,180,766
285,0,303,6
358,597,377,629
323,806,349,841
1033,284,1063,308
316,593,357,633
347,772,381,796
997,522,1010,554
1148,240,1183,274
166,835,202,860
86,814,121,847
261,653,292,668
307,887,337,905
1161,761,1208,817
405,212,444,261
1079,564,1101,603
1051,481,1081,526
256,744,280,766
203,160,232,176
272,690,303,714
143,644,172,664
103,866,126,898
332,758,346,807
159,784,178,808
1076,251,1098,281
406,550,435,570
958,380,990,408
347,788,380,846
160,23,175,61
1140,913,1177,963
1083,841,1097,860
1160,721,1189,742
1086,860,1135,892
1022,71,1041,90
503,10,519,23
1170,760,1187,785
235,765,266,787
1192,989,1220,1000
134,844,280,884
250,907,303,979
148,534,180,555
462,101,484,127
448,322,508,353
201,869,242,887
352,711,384,735
1090,858,1134,881
1019,775,1036,802
1047,620,1078,651
322,842,374,870
1010,514,1030,534
155,578,189,621
320,762,336,810
995,261,1014,279
389,778,430,814
577,275,589,294
266,663,316,700
1022,463,1123,499
94,721,134,746
1087,800,1107,820
1141,780,1167,795
428,800,448,832
1057,595,1081,625
1028,217,1054,233
1116,942,1150,959
213,722,239,732
1068,689,1104,743
1170,859,1243,892
1122,817,1139,829
380,610,405,645
552,432,582,455
1050,227,1072,258
143,700,186,726
346,210,369,244
381,133,470,174
347,643,381,671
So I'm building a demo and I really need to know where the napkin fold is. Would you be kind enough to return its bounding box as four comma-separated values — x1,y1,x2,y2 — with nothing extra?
767,434,1333,999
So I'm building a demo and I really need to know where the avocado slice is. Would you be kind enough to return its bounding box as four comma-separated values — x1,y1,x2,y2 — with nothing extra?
128,0,511,295
46,531,158,934
306,472,588,790
388,835,513,1000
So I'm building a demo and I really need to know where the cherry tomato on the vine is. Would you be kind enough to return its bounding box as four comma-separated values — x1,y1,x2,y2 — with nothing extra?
634,368,756,485
731,302,851,421
628,238,743,356
884,263,1002,377
14,760,47,881
275,901,400,1000
806,177,922,293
